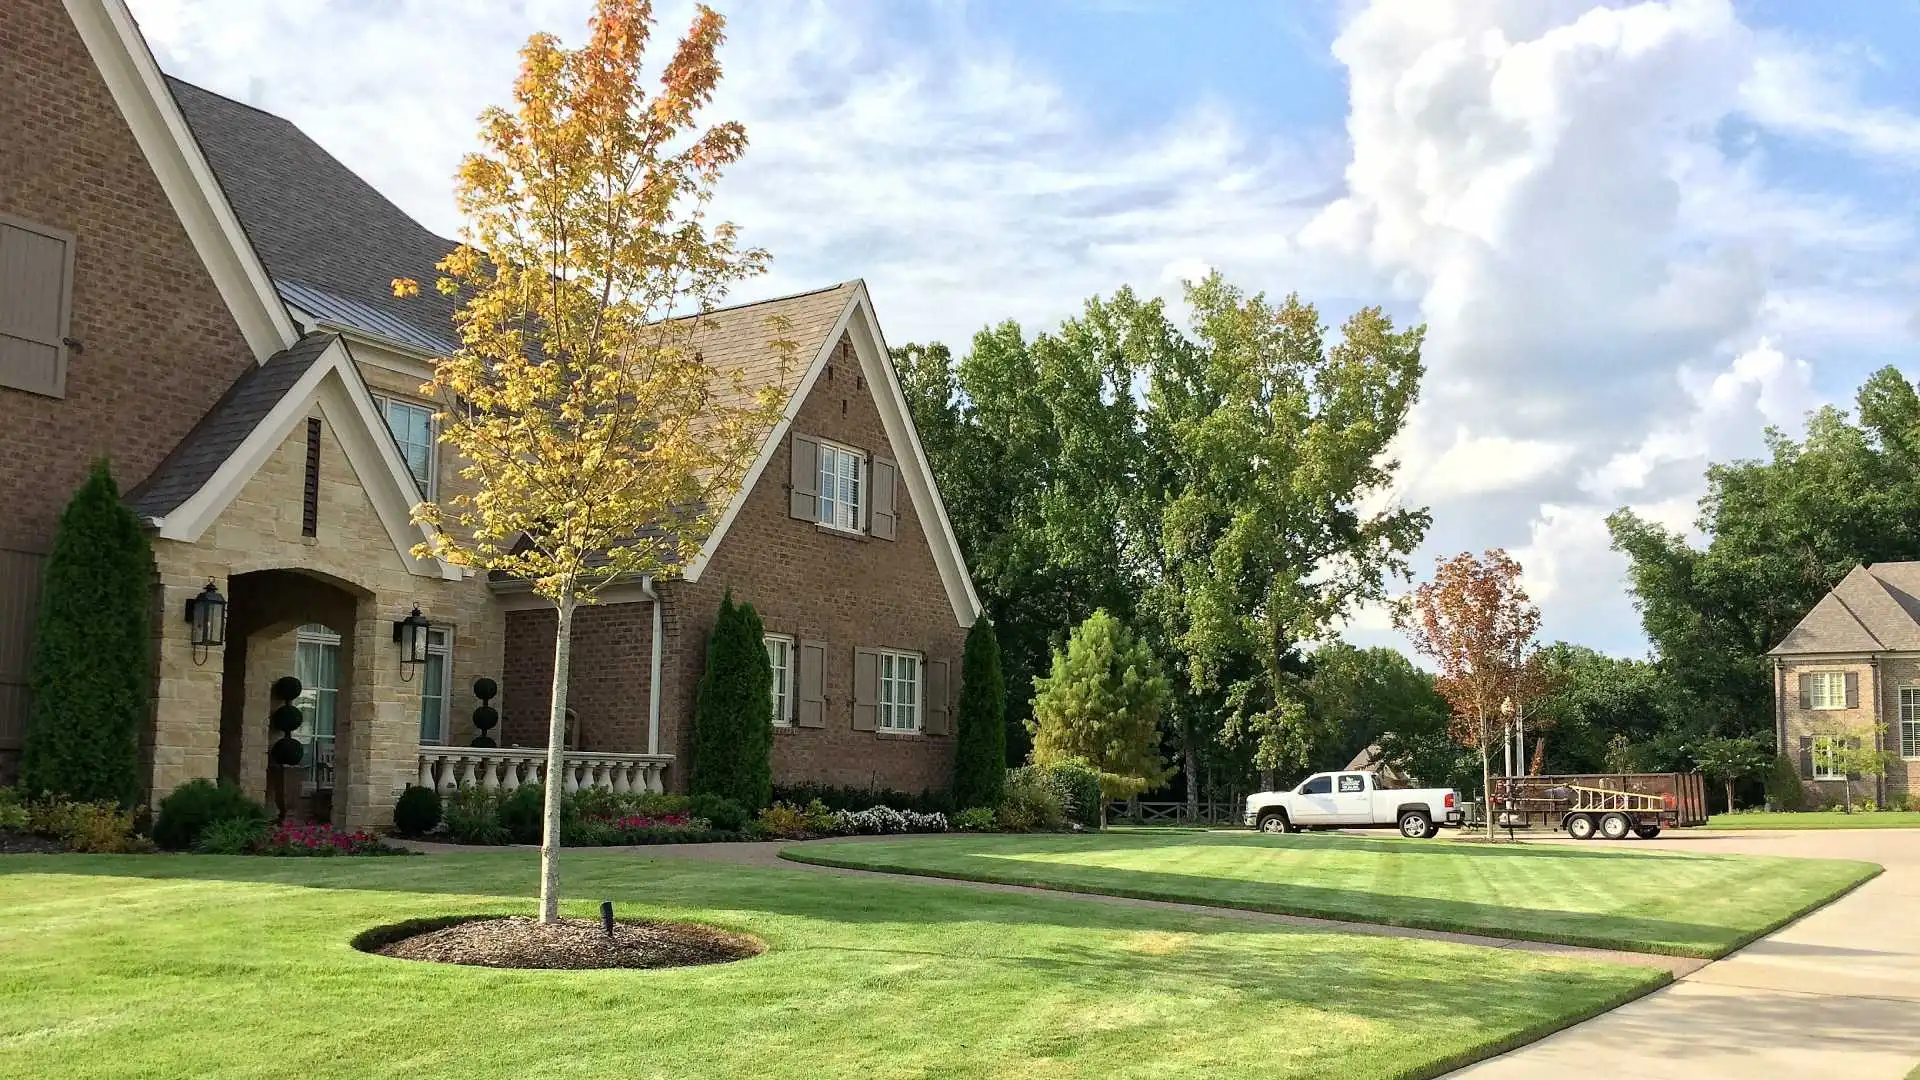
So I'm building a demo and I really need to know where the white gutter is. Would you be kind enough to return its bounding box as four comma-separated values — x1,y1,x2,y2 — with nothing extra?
643,576,662,756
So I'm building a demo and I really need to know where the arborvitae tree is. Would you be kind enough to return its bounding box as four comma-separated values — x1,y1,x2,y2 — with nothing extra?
951,618,1007,809
690,592,773,810
1029,610,1172,802
1765,753,1805,811
20,460,153,805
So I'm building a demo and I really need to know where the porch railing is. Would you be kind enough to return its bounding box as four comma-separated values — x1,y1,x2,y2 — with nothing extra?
417,746,672,796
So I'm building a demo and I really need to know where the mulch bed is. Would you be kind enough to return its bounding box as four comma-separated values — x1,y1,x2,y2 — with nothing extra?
0,831,64,855
365,915,763,970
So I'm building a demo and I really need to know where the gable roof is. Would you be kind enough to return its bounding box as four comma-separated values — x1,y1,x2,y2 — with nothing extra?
1771,562,1920,655
164,75,462,355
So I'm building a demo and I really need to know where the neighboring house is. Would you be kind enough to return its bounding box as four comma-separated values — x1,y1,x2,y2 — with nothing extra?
1769,563,1920,807
1342,743,1411,787
0,0,980,827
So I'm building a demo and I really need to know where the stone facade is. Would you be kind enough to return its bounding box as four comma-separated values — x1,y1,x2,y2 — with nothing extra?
503,336,967,796
1777,656,1917,808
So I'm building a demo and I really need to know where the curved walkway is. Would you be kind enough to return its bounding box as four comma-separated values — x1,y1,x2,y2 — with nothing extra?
1450,828,1920,1079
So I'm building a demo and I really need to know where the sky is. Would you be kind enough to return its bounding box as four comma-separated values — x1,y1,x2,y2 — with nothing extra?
129,0,1920,658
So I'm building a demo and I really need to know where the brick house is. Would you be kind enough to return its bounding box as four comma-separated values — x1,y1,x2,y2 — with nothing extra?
0,0,981,828
1770,563,1920,807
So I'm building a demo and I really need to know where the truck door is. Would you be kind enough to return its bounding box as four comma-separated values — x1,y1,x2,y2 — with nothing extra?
1293,774,1337,823
1330,773,1371,823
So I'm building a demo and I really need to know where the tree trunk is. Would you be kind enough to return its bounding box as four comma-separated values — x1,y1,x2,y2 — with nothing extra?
1481,745,1495,841
1724,778,1735,814
1183,726,1199,823
538,595,575,924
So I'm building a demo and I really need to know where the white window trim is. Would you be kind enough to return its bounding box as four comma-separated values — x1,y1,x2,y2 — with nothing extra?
1810,734,1844,780
373,393,437,501
1900,686,1920,761
816,439,866,535
1808,671,1848,711
877,648,922,734
419,626,452,746
765,634,795,727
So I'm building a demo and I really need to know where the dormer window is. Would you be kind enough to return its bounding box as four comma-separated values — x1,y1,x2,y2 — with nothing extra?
376,396,435,499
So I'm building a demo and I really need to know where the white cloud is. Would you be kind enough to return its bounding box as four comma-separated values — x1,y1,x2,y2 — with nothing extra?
1742,44,1920,161
1408,427,1577,500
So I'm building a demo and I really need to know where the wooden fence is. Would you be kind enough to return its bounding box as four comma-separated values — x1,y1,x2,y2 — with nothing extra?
1114,799,1246,826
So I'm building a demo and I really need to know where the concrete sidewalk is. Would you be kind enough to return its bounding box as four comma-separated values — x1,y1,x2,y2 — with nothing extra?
1450,829,1920,1079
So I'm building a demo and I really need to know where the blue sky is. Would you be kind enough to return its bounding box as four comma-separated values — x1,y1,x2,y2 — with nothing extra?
130,0,1920,658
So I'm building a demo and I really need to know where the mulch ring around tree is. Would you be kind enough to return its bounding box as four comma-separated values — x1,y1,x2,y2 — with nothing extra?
354,914,763,970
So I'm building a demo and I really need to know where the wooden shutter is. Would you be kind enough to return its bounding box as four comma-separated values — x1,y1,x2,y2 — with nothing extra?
852,647,879,731
0,218,75,399
869,456,898,540
1799,735,1813,779
1798,674,1812,710
1844,671,1860,709
924,658,951,735
796,639,826,728
1846,737,1862,780
789,435,820,521
0,549,48,752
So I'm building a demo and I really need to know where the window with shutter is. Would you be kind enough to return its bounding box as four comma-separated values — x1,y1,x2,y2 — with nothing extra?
869,456,898,540
0,216,76,399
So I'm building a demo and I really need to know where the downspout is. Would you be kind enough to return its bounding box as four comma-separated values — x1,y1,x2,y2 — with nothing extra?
642,576,662,757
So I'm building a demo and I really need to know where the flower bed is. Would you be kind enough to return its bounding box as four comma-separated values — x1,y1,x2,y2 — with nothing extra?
254,822,410,857
752,800,948,840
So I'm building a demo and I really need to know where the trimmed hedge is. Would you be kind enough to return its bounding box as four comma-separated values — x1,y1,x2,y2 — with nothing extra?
392,785,441,837
153,779,268,851
689,593,774,811
951,618,1007,810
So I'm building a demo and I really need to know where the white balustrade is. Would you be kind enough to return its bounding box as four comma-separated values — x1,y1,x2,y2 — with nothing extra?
417,746,670,797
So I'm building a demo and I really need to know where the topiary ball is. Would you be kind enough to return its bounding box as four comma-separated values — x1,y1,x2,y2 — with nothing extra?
470,735,497,748
471,704,499,732
393,785,442,837
271,703,305,733
271,676,303,702
270,736,305,767
472,677,498,701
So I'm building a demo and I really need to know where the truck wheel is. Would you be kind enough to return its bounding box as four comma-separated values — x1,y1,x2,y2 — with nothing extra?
1632,824,1661,839
1257,812,1291,834
1398,810,1434,839
1599,813,1632,840
1566,813,1597,840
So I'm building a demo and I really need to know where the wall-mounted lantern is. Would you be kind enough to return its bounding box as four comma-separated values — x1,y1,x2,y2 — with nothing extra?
393,606,431,681
184,580,227,665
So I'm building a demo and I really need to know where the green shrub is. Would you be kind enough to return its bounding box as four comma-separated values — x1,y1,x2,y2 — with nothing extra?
443,786,509,845
952,619,1007,810
953,807,998,832
690,593,774,811
561,815,622,846
152,779,268,851
753,802,810,840
770,782,952,815
1764,754,1805,811
1019,760,1102,829
996,770,1065,832
19,460,152,806
498,784,545,844
0,788,26,832
687,792,748,833
392,785,442,837
30,796,147,853
195,816,268,854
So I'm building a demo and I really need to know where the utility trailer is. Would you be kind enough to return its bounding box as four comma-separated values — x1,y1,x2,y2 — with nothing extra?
1487,772,1708,840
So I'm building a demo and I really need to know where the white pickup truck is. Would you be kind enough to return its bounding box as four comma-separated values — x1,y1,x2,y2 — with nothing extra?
1244,771,1463,839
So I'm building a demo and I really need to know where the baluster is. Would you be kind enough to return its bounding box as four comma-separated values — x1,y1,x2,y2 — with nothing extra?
418,756,434,790
561,759,579,793
611,763,631,794
647,762,665,794
456,755,477,789
435,754,457,796
478,756,500,790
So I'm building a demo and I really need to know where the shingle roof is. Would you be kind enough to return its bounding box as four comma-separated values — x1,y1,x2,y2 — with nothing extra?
165,77,462,355
126,332,338,520
1771,562,1920,655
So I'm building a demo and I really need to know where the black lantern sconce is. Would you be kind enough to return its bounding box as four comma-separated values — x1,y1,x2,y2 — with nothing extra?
183,580,227,665
393,606,431,681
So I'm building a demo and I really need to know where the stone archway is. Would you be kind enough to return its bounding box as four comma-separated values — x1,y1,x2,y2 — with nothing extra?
218,568,368,821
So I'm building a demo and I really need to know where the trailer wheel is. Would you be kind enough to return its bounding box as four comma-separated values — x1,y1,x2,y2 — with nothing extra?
1257,811,1291,834
1599,812,1632,840
1398,810,1434,839
1633,824,1662,839
1566,813,1597,840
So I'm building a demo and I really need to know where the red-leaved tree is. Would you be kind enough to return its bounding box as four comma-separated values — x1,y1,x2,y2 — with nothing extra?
1396,550,1542,839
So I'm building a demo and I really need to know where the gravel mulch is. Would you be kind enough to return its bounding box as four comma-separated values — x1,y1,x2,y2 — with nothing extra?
0,831,64,855
371,915,763,970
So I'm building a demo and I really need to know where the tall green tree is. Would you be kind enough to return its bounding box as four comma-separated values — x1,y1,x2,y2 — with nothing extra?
1527,643,1687,774
1609,367,1920,743
951,618,1007,809
21,460,152,806
1144,275,1428,787
1028,610,1172,802
690,593,773,811
1299,643,1455,775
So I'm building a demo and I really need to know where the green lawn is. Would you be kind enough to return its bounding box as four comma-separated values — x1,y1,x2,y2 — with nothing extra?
0,850,1665,1080
785,830,1878,958
1702,810,1920,830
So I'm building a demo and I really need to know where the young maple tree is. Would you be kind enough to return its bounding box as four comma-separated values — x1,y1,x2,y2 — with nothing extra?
1395,550,1542,839
401,0,786,923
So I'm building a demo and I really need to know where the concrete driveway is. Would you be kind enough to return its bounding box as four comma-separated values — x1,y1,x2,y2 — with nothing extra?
1451,828,1920,1079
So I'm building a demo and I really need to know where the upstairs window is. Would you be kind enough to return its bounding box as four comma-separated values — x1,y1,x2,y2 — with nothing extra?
1808,672,1847,710
817,441,864,532
377,396,435,499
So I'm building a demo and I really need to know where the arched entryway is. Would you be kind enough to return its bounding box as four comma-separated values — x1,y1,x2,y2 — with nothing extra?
217,568,368,822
